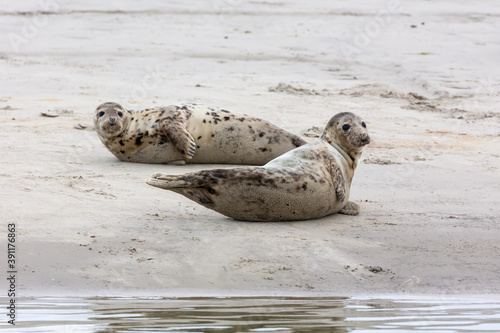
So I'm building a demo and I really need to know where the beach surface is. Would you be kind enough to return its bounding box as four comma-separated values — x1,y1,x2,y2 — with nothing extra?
0,0,499,297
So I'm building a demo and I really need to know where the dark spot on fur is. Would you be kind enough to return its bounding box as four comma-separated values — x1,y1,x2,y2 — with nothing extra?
205,112,210,115
130,117,135,121
119,140,124,146
187,190,213,205
135,136,143,146
259,132,265,137
120,150,125,154
292,137,305,147
203,119,206,123
211,171,227,179
211,134,215,137
224,116,230,121
302,183,307,190
264,178,275,185
267,135,280,144
197,136,202,140
227,126,235,131
155,119,159,123
221,109,230,113
197,145,200,149
259,148,268,152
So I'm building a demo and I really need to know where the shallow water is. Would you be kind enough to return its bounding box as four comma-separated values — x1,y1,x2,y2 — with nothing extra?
3,296,500,332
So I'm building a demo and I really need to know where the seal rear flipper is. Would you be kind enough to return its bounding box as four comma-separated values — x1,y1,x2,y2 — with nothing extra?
146,173,190,189
162,121,197,159
146,172,218,194
146,173,216,206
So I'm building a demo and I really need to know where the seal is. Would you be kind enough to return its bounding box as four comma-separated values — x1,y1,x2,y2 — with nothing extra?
94,102,306,165
146,112,370,221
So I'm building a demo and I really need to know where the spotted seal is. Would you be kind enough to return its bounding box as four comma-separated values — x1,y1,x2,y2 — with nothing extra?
94,102,306,165
146,112,370,221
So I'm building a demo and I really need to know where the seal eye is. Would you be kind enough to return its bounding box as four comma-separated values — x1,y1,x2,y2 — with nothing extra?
342,124,351,131
117,111,123,118
362,121,367,128
98,111,105,117
205,187,216,195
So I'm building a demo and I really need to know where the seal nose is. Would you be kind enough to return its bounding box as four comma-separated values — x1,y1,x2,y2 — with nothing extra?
109,118,116,125
360,133,370,143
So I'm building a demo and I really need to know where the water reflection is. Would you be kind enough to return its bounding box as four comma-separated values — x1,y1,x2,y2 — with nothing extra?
9,296,500,332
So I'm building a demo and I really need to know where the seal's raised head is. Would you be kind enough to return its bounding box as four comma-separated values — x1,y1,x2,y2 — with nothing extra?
321,112,370,156
94,102,130,138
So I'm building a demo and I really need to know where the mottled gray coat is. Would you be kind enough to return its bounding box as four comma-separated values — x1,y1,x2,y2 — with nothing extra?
147,112,370,222
94,102,306,165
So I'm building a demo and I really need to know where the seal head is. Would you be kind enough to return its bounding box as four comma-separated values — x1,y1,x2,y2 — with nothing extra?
321,112,370,168
94,102,130,138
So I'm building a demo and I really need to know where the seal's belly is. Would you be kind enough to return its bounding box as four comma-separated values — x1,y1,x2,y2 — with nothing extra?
213,180,346,221
201,162,349,222
186,111,299,165
124,143,184,164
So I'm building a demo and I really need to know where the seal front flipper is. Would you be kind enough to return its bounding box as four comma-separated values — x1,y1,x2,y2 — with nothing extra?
330,163,346,202
339,201,360,215
162,121,197,159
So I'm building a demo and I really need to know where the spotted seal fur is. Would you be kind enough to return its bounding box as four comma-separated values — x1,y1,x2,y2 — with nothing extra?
94,102,306,164
146,112,370,221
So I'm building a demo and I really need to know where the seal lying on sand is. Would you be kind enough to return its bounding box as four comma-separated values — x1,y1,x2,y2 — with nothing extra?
146,112,370,221
94,102,306,165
